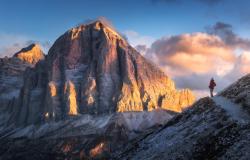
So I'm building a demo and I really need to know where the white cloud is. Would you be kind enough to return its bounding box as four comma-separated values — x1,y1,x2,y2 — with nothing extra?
146,33,236,77
192,90,211,99
140,32,250,98
123,30,155,48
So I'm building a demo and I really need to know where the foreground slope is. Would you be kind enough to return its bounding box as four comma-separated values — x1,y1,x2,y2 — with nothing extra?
219,74,250,114
113,76,250,160
0,110,176,160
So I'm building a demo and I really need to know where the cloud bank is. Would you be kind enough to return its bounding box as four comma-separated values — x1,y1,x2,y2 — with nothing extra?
205,22,250,50
146,33,235,76
134,22,250,98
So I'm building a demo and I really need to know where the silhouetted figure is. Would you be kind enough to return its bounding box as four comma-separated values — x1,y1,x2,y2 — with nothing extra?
209,78,216,97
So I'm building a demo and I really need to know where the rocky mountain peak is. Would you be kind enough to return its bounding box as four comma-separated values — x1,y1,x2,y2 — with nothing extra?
5,21,195,125
75,20,124,39
14,43,45,65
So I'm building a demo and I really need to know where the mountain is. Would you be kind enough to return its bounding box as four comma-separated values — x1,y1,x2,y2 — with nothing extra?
0,110,176,160
0,44,44,125
0,74,249,160
13,43,45,65
0,21,195,159
6,21,194,125
0,20,249,160
112,75,250,160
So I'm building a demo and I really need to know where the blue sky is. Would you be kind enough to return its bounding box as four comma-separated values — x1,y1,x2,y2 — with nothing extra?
1,0,250,47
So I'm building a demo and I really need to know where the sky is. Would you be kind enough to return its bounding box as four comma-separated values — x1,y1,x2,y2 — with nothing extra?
0,0,250,98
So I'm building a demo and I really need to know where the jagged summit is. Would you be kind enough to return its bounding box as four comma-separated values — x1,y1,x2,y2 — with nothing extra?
75,20,122,37
14,43,45,64
48,20,126,58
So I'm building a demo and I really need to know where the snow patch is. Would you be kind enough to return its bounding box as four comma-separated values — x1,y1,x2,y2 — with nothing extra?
118,109,174,131
213,96,250,123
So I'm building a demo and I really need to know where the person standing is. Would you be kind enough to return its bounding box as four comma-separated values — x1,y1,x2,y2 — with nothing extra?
209,78,216,97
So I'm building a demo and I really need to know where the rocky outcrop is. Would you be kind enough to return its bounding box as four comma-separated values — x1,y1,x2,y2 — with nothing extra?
11,21,195,125
14,44,45,65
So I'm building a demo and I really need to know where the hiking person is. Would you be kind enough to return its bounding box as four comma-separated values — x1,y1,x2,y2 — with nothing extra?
209,78,216,97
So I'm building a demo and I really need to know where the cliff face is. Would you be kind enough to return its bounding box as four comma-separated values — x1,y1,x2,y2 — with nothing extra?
10,21,194,125
0,45,44,123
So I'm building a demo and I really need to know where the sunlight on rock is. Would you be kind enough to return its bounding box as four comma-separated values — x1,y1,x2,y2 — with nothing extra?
71,27,83,40
179,89,196,110
61,143,72,153
89,142,106,158
14,44,44,64
66,81,78,115
44,112,49,118
48,81,57,97
117,84,144,112
87,95,95,105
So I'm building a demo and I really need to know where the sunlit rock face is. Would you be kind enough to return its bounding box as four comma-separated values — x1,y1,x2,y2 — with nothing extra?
11,21,195,125
14,44,45,65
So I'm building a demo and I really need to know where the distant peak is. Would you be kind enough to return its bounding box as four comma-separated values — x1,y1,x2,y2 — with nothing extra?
14,43,45,65
75,19,113,32
17,43,38,53
78,17,113,27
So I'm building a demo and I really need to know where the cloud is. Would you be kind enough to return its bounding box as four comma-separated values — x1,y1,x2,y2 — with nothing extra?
141,23,250,98
81,16,115,29
135,45,148,55
146,33,235,76
170,52,250,98
192,90,211,99
205,22,250,50
123,30,155,48
224,51,250,82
